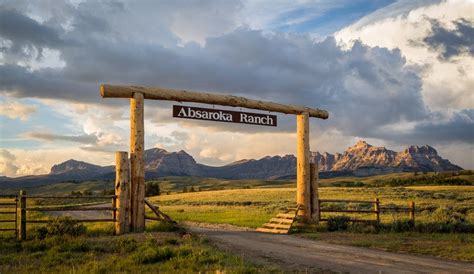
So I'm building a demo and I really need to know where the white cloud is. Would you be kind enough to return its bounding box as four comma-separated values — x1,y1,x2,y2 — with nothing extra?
336,0,474,110
0,1,472,175
0,149,18,176
0,98,37,121
0,147,115,177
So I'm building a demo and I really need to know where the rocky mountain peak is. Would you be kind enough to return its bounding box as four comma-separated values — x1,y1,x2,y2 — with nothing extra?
43,141,461,182
347,140,372,152
50,159,103,175
405,145,438,155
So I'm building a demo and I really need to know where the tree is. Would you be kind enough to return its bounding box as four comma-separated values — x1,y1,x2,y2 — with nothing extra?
145,182,161,197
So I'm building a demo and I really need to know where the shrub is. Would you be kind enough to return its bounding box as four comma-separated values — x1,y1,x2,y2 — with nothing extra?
163,238,179,245
387,220,414,232
145,182,161,197
146,221,180,232
30,226,49,240
327,216,351,231
46,217,87,237
131,245,175,264
113,237,138,253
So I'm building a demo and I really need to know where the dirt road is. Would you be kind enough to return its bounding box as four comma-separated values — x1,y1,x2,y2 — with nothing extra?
186,223,474,273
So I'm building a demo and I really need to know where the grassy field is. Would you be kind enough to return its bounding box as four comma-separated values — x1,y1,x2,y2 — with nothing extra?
2,171,471,195
150,186,474,227
147,186,474,261
0,221,276,273
1,172,473,264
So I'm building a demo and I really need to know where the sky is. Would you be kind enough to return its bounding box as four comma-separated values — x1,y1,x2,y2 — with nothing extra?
0,0,473,177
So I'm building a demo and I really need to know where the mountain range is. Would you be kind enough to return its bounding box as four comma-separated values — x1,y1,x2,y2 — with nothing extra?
0,141,462,188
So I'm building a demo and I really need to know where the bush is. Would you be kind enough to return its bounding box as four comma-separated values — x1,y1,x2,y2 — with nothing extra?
386,220,414,232
146,221,181,232
113,237,138,253
131,242,175,264
145,182,161,197
30,226,49,240
46,217,87,237
327,216,351,231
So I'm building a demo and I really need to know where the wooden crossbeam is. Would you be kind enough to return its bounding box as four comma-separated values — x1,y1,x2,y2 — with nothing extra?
100,85,329,119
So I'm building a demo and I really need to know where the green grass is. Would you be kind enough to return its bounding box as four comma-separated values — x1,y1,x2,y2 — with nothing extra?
0,228,277,273
150,186,474,228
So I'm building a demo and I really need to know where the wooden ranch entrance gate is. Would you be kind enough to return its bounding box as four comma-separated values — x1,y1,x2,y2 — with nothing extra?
100,85,329,232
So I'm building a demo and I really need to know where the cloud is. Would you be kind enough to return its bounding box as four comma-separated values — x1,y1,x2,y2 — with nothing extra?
375,109,474,144
422,18,474,60
0,99,37,120
0,147,116,177
0,149,18,176
1,9,429,141
335,0,474,111
0,1,472,172
21,132,98,144
0,8,67,63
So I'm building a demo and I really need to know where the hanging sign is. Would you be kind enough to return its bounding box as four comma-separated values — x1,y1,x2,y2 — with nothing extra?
173,105,277,127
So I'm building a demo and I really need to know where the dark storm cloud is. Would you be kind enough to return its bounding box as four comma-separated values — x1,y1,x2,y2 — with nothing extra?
0,2,470,145
423,18,474,60
375,109,474,144
0,8,67,61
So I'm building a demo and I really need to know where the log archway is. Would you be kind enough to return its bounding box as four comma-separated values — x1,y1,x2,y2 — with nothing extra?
100,84,329,232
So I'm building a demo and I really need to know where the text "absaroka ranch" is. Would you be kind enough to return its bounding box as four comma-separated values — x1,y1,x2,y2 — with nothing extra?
172,105,277,127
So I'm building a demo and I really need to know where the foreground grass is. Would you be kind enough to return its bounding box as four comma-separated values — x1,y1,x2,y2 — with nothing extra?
0,223,277,273
301,231,474,262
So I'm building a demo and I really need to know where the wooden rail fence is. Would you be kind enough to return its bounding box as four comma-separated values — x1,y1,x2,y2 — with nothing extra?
0,191,118,240
318,198,415,224
0,194,18,238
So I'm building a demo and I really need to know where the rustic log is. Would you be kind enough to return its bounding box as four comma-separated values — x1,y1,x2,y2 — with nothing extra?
296,112,311,220
374,198,380,224
310,162,320,223
101,84,329,119
115,151,130,235
319,199,378,203
130,92,145,232
409,201,415,224
19,190,26,240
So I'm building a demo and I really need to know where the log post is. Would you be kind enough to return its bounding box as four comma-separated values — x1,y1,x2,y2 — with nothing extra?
409,201,415,225
18,190,26,240
296,112,311,221
374,198,380,224
310,162,320,223
130,92,145,232
115,151,130,235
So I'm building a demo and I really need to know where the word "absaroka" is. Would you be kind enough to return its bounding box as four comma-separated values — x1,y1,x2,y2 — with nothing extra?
172,105,277,127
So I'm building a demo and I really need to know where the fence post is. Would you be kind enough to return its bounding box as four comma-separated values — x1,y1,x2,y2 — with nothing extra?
309,162,319,223
112,196,117,223
374,198,380,224
115,151,130,235
409,201,415,225
19,190,26,240
317,199,321,222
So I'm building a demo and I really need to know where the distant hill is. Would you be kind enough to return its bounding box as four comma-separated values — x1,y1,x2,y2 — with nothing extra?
0,141,462,188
